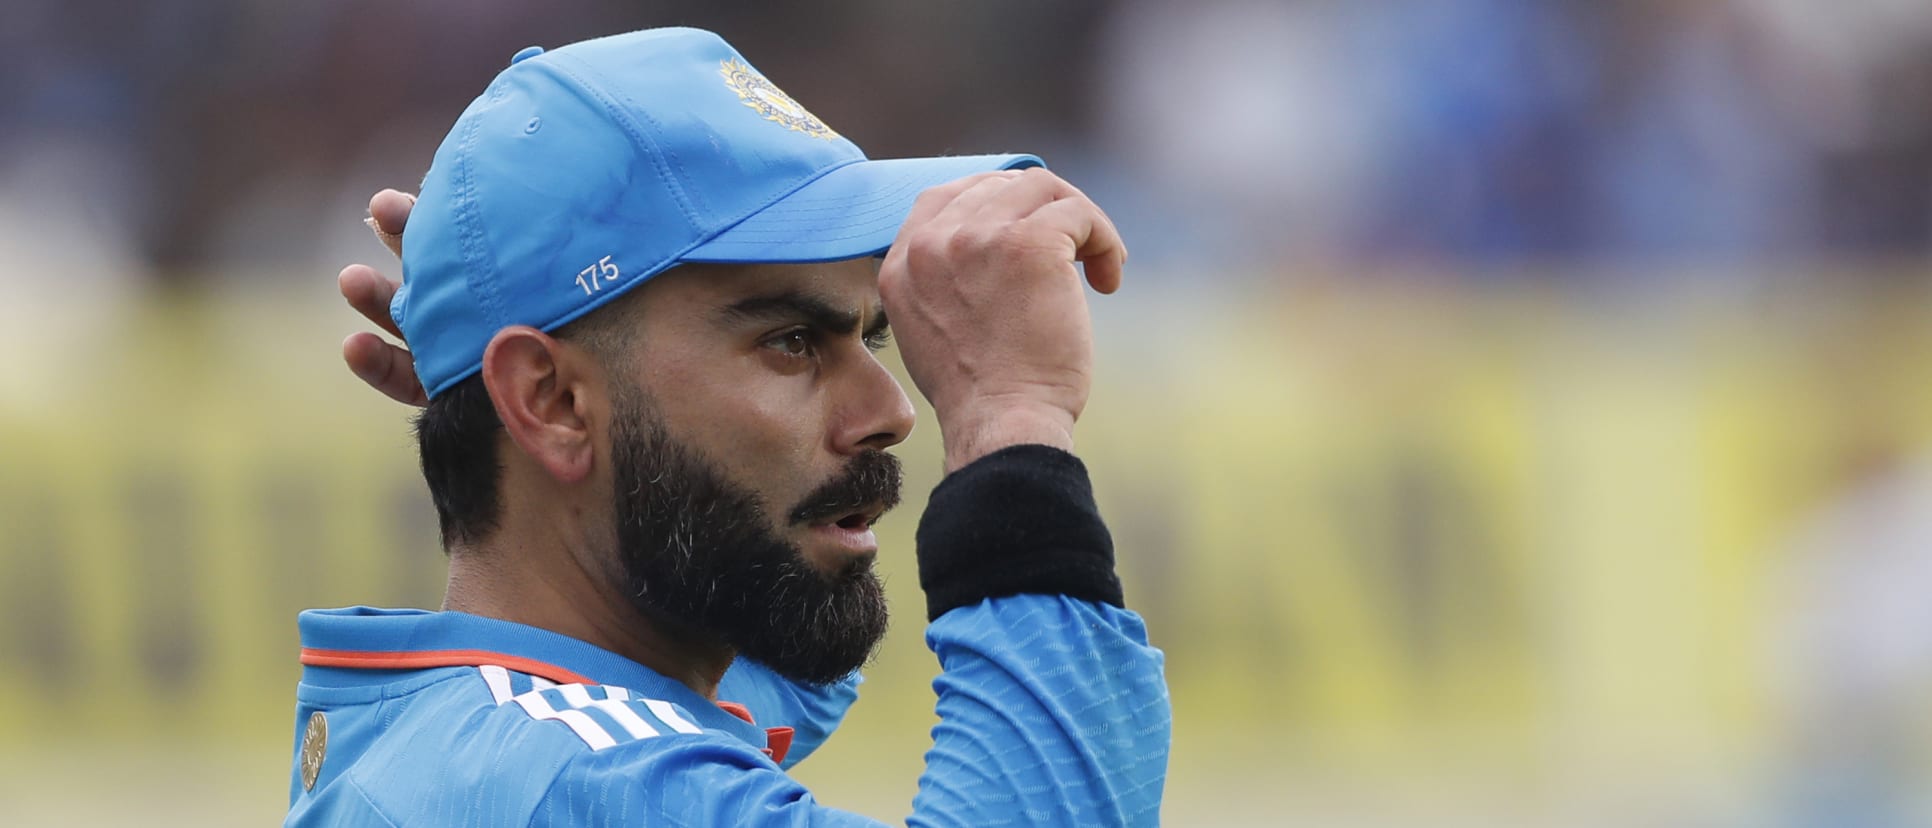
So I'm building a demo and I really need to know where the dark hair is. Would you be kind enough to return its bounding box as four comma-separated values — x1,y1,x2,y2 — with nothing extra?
414,373,504,549
413,288,648,550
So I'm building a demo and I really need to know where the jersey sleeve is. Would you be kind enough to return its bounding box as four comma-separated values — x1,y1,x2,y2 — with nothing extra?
906,445,1171,827
716,658,861,769
910,596,1169,827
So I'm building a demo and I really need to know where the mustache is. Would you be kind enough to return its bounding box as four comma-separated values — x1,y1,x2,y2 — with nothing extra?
788,450,904,526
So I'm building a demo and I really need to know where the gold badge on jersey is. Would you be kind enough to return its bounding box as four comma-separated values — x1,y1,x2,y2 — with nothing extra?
720,58,838,140
300,711,328,791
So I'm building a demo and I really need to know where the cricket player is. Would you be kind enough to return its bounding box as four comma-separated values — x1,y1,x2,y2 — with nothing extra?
290,27,1170,826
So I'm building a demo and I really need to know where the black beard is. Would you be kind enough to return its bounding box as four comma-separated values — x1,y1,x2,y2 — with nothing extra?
608,392,899,686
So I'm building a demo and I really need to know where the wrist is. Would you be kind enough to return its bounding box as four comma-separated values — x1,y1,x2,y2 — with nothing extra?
938,403,1075,473
916,443,1123,621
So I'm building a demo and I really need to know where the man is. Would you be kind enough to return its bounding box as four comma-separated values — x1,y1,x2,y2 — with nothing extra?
293,28,1169,826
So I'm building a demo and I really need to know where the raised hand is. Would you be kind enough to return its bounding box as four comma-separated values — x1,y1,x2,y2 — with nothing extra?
878,167,1126,471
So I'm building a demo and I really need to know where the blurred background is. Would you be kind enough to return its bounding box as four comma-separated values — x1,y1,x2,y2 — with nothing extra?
4,0,1932,824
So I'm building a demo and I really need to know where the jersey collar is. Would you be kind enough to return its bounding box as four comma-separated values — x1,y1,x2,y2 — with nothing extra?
297,606,770,749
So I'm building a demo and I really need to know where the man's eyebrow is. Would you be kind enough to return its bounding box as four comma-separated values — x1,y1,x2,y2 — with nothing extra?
717,290,885,336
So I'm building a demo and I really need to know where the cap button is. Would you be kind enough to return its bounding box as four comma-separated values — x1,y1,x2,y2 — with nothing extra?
510,45,544,65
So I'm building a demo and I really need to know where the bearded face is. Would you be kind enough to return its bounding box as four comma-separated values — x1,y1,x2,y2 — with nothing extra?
606,387,900,685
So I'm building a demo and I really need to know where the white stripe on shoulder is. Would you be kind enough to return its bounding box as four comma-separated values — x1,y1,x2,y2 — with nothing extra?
556,683,595,708
496,682,709,751
589,699,660,739
643,699,704,734
588,687,671,737
529,676,557,690
513,691,617,750
478,665,513,705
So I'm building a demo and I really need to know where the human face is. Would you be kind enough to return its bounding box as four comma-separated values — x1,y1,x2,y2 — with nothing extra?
606,388,898,684
595,258,915,681
616,258,916,570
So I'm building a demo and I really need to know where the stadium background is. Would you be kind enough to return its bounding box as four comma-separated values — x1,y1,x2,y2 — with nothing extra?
5,1,1932,825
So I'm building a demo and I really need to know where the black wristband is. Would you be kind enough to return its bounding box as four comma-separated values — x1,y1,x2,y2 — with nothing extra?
915,444,1124,621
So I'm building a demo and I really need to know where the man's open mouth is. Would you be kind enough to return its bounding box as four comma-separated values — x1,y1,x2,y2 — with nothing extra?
823,504,884,532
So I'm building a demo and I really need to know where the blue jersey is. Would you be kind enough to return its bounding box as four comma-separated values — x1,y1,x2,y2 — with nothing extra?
285,597,1167,826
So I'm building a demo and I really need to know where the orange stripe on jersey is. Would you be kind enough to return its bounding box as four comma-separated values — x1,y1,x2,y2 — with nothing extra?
763,726,793,765
713,700,791,763
716,701,755,723
300,647,595,686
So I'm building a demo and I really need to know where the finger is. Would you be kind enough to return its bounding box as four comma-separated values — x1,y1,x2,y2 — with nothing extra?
883,170,1023,275
369,189,415,234
1007,171,1128,265
343,332,428,407
363,215,403,259
1021,197,1127,294
367,189,416,259
338,263,406,340
895,170,1022,241
1073,188,1127,266
965,166,1080,224
922,170,1038,230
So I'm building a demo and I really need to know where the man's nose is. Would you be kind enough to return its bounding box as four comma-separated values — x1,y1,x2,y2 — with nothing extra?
832,353,915,454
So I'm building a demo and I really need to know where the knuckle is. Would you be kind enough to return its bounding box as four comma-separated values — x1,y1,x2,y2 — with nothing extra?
911,185,959,213
943,225,984,256
948,222,1017,258
913,184,949,204
992,222,1036,250
907,226,950,259
1023,166,1070,192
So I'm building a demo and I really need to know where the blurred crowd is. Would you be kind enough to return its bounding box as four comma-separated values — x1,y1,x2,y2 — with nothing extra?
4,0,1930,283
1103,0,1932,272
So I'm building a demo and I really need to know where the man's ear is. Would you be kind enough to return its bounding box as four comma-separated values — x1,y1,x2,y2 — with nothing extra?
479,326,599,484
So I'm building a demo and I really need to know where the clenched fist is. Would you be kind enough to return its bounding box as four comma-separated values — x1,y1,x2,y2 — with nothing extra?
879,167,1126,472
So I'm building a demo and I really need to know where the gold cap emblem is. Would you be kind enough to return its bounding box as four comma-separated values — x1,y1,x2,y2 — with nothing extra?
299,711,329,791
720,58,838,140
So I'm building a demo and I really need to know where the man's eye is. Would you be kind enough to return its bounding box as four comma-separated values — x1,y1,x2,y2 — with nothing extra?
766,329,814,357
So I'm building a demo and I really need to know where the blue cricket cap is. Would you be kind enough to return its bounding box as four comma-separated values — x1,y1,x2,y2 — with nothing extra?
394,27,1042,398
